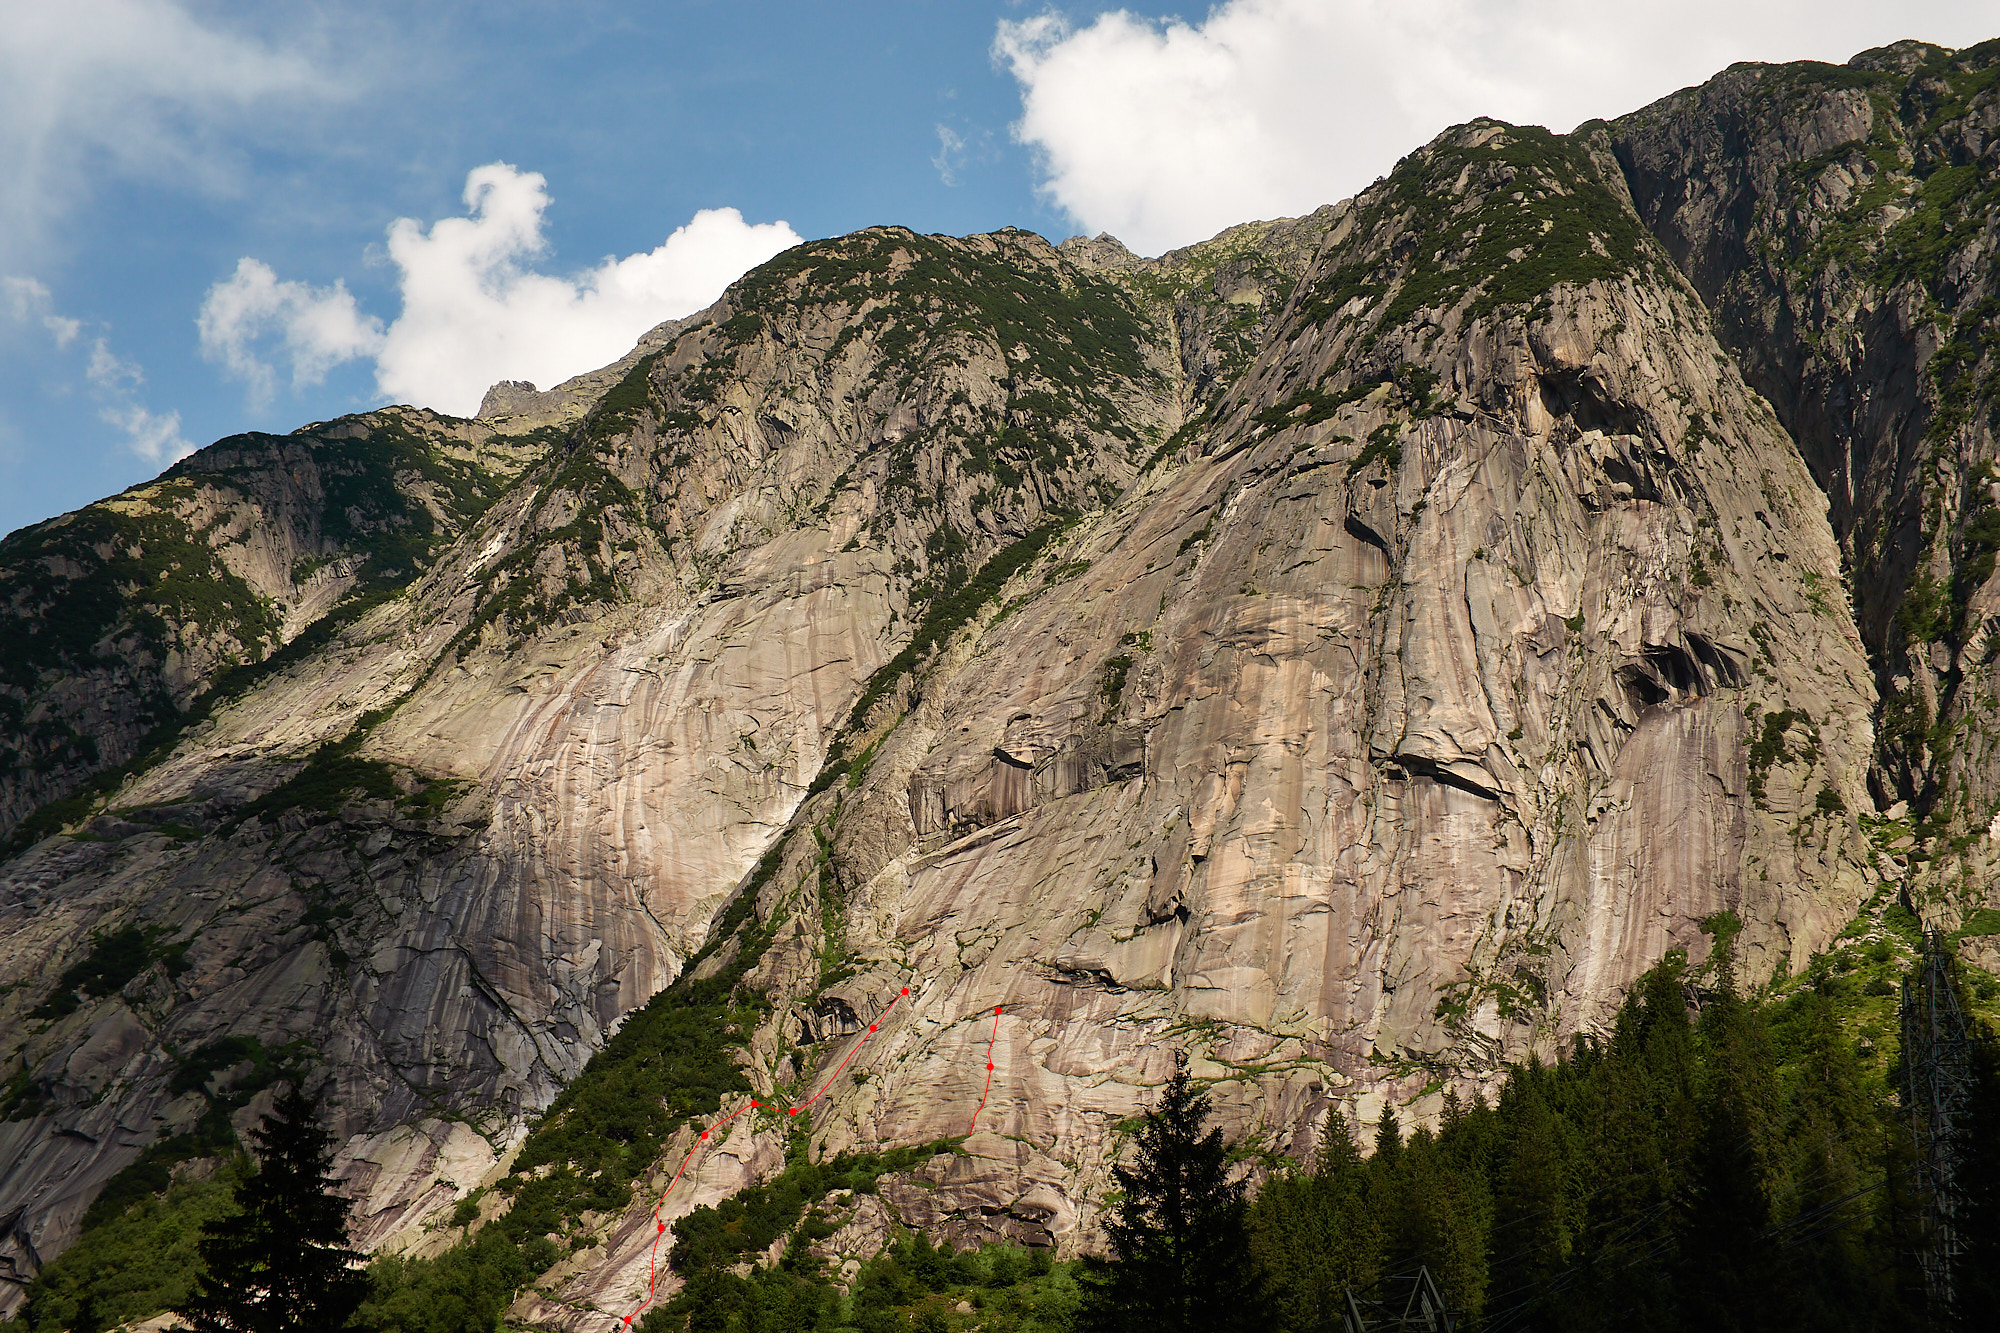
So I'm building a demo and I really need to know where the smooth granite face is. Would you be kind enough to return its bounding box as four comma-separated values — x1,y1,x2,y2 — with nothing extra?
9,40,2000,1319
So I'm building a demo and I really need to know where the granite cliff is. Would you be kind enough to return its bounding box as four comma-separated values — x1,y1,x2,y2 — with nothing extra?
1610,38,2000,891
0,37,1995,1326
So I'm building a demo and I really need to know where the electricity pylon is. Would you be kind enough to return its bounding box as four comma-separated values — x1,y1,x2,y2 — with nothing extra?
1902,927,1974,1313
1343,1266,1454,1333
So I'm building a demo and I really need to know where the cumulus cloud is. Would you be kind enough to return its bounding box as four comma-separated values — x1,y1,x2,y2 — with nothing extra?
202,163,803,417
198,259,385,406
98,401,194,466
375,165,804,414
998,0,1998,254
0,0,339,263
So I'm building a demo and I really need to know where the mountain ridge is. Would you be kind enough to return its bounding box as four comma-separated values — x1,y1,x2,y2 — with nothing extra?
0,35,1995,1325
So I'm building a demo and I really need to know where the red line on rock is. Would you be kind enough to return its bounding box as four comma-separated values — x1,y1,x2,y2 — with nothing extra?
615,984,918,1325
794,987,906,1111
968,1004,1002,1134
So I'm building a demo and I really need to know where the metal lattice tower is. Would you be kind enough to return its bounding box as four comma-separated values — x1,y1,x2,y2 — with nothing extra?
1343,1267,1455,1333
1901,927,1975,1310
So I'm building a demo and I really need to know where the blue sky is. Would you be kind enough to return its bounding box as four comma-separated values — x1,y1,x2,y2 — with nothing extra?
2,0,1992,538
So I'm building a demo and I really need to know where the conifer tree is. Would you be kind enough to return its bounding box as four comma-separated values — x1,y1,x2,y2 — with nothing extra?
178,1085,367,1333
1567,956,1697,1325
1774,990,1885,1324
1385,1127,1490,1322
1776,993,1872,1217
1674,1086,1776,1332
1250,1110,1377,1333
1373,1103,1402,1169
1676,982,1781,1332
1078,1054,1264,1333
1490,1067,1577,1303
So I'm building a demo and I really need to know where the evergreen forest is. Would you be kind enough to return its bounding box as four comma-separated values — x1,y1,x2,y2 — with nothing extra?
19,925,2000,1333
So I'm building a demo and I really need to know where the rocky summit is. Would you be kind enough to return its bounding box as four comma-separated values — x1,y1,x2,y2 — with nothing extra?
2,36,1998,1327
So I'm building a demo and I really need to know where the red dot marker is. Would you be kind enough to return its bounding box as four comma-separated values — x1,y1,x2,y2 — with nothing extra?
987,1062,995,1071
869,1023,878,1032
995,1005,1003,1014
658,1222,666,1232
623,1319,632,1325
750,1099,759,1107
788,1107,799,1115
901,987,910,995
699,1131,708,1139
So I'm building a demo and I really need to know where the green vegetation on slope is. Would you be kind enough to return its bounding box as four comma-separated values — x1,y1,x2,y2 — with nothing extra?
1295,122,1658,341
837,516,1075,739
450,367,667,655
1662,43,2000,850
733,229,1155,417
655,1231,1075,1333
0,476,283,790
30,890,2000,1333
19,1158,248,1333
23,924,187,1020
335,844,800,1325
1243,876,2000,1331
631,1126,1084,1333
733,229,1151,581
1240,931,1995,1333
1,411,552,855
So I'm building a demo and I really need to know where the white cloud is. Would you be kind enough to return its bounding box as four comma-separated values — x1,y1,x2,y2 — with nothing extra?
0,0,339,264
933,125,968,186
198,259,385,406
3,277,187,463
3,276,82,347
203,162,804,418
84,337,193,464
998,0,1999,255
99,401,193,466
86,339,142,395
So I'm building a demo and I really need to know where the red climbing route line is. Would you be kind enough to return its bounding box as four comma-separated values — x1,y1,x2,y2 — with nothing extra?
614,986,915,1326
967,1004,1002,1134
620,1096,763,1325
790,986,909,1114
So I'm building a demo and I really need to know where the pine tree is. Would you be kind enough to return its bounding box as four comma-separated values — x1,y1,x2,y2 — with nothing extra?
1250,1110,1378,1333
1078,1054,1264,1333
1674,986,1781,1333
1490,1066,1578,1307
1385,1128,1490,1323
1373,1103,1402,1170
178,1085,367,1333
1563,958,1697,1328
1773,991,1884,1325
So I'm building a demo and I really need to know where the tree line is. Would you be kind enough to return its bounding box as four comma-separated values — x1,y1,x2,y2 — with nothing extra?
25,944,2000,1332
1082,949,2000,1333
